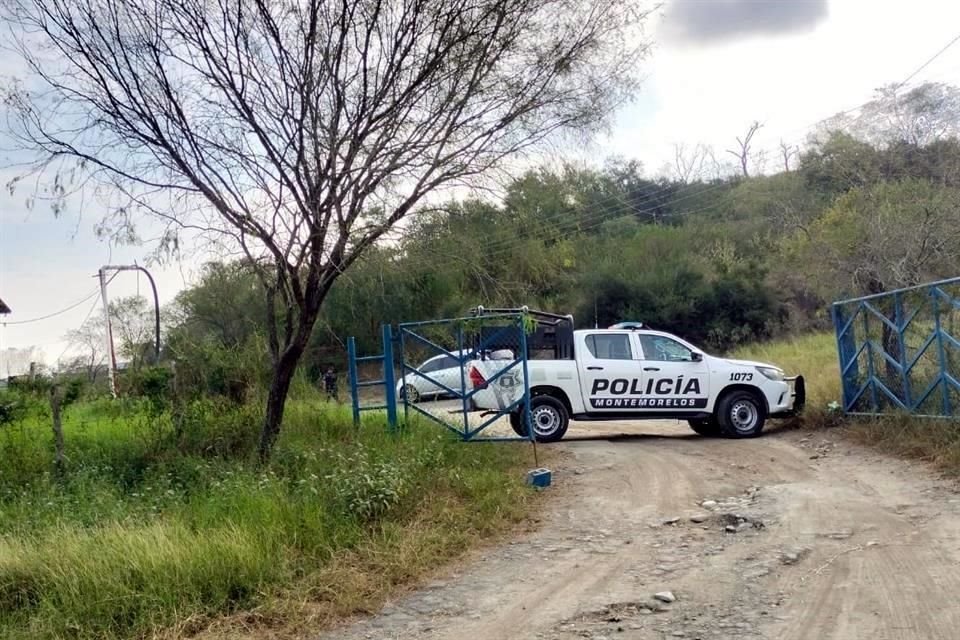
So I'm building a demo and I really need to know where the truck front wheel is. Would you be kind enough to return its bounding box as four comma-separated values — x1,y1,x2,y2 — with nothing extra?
510,395,569,443
688,417,722,437
717,390,767,438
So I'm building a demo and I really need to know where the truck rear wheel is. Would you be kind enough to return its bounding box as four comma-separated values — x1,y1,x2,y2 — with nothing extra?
688,417,722,437
717,390,766,438
510,395,569,443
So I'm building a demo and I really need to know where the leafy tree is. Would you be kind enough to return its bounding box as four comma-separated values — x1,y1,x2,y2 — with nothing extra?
791,178,960,299
4,0,652,459
108,296,155,371
826,83,960,147
168,262,264,350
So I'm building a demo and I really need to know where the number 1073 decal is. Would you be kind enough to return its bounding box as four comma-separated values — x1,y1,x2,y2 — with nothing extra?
729,372,753,381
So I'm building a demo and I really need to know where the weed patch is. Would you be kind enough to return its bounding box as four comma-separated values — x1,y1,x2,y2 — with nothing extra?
0,395,539,639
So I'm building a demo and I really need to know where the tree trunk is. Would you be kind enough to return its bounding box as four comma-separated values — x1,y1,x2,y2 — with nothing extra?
257,343,305,462
49,385,65,476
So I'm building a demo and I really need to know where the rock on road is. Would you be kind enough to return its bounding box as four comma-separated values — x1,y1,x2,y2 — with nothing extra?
319,419,960,640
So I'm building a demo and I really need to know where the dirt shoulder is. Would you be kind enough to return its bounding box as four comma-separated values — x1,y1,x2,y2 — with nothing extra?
319,419,960,640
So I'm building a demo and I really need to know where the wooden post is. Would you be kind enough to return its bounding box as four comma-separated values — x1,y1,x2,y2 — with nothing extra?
49,384,65,476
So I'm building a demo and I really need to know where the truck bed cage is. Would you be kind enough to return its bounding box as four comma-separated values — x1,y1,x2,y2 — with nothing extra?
469,306,573,325
469,306,575,360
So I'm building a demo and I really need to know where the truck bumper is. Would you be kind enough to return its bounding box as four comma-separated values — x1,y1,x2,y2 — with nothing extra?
771,375,805,417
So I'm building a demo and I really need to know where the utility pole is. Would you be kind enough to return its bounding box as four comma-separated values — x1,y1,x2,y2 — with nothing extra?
99,264,161,398
99,268,119,398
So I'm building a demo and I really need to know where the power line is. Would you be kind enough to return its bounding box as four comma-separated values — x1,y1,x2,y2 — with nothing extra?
1,287,100,326
53,292,104,368
894,32,960,92
387,44,960,265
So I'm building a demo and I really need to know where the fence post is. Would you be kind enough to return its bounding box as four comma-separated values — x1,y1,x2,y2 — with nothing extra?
894,292,912,410
347,336,360,426
382,324,397,431
862,304,879,412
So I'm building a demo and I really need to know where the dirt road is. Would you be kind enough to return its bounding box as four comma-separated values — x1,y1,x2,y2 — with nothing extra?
321,418,960,640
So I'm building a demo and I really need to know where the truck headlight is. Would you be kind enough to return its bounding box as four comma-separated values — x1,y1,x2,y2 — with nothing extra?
756,366,784,381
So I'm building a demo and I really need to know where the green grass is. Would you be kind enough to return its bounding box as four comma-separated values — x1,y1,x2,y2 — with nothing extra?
733,332,960,474
0,393,539,640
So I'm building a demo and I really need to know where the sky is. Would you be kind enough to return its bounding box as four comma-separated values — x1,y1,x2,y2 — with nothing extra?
2,0,960,373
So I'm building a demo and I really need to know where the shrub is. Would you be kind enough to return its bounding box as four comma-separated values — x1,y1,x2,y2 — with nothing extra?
123,366,173,412
0,391,26,427
0,389,45,427
326,446,409,521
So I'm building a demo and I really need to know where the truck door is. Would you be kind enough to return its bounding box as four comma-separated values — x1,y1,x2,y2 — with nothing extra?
635,333,710,412
577,332,645,413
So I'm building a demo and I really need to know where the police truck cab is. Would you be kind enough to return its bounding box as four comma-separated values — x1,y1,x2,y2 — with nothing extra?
468,316,805,442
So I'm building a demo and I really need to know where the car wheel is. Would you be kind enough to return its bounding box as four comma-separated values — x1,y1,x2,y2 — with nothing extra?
717,390,766,438
511,396,569,443
400,383,420,404
688,417,722,437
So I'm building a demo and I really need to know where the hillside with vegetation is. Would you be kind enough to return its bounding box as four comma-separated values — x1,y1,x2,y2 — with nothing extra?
162,85,960,386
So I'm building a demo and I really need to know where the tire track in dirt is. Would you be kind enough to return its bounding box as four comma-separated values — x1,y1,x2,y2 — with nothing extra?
422,433,711,640
760,442,960,640
319,421,960,640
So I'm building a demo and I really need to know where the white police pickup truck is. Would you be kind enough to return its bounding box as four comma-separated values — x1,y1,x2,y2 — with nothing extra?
468,323,804,442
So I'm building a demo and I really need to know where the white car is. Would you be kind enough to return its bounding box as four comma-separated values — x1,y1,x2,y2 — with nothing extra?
469,326,804,442
398,349,513,403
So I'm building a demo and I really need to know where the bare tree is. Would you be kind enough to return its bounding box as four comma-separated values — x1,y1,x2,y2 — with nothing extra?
672,142,709,183
821,82,960,147
66,312,105,382
3,0,651,459
726,121,763,178
778,139,798,172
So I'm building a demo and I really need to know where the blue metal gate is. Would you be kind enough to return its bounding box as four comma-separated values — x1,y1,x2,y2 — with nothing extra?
397,311,534,441
346,324,398,428
832,277,960,417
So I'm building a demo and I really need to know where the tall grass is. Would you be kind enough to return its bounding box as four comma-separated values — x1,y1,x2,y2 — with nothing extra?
733,332,960,474
0,394,538,639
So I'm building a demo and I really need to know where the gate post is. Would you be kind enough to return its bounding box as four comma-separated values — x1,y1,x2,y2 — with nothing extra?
520,314,534,443
382,324,398,431
347,336,361,425
932,293,952,416
832,303,858,412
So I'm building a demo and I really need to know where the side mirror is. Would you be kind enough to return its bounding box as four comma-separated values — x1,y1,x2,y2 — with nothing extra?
690,352,703,362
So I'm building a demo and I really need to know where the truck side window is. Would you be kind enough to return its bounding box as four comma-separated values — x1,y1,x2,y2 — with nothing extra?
585,334,633,360
639,335,693,362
